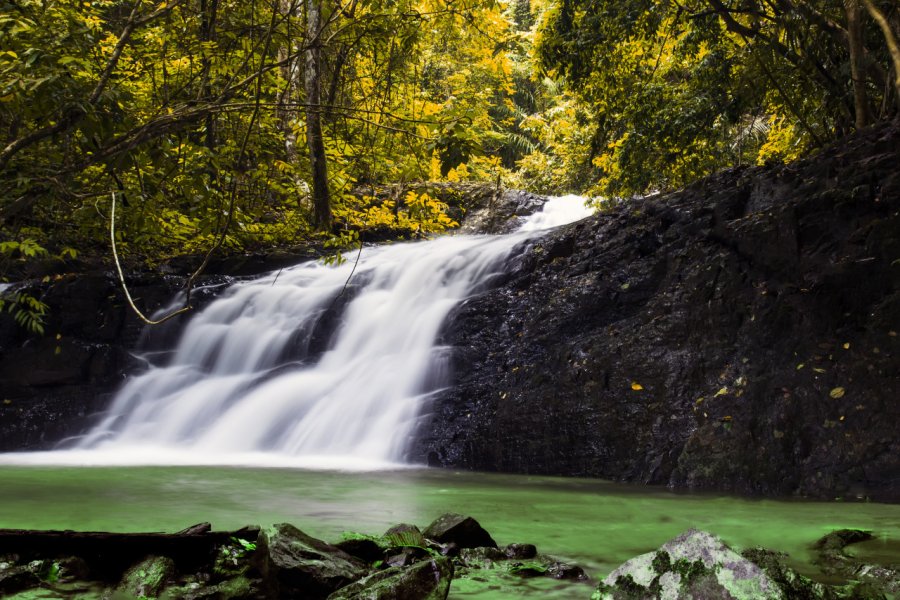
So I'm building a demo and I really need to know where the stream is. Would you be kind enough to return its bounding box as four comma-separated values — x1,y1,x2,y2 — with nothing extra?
0,465,898,598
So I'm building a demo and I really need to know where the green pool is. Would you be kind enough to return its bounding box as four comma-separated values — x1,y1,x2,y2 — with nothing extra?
0,465,896,598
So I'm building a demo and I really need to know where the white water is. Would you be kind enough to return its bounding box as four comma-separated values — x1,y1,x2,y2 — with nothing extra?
2,195,593,469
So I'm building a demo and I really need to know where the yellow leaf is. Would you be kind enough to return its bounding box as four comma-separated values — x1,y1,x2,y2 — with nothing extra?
829,387,846,399
722,415,732,422
630,382,643,391
796,363,805,370
714,387,728,397
842,343,850,349
813,367,826,374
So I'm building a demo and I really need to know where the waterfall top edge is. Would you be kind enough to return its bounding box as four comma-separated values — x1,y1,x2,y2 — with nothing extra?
0,449,417,472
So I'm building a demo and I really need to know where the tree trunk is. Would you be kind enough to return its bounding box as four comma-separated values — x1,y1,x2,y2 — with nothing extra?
305,0,332,231
845,0,870,128
862,0,900,114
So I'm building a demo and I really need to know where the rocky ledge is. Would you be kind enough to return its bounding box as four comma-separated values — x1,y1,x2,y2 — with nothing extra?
1,515,896,599
414,121,900,501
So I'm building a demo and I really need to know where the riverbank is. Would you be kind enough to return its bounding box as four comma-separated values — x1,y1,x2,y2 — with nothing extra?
0,465,899,599
1,511,896,599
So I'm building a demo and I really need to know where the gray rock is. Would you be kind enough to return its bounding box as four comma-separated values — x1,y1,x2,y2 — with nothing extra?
593,529,784,600
327,557,453,600
255,523,366,599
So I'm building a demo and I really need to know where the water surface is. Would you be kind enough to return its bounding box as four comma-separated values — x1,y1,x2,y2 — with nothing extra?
0,466,896,597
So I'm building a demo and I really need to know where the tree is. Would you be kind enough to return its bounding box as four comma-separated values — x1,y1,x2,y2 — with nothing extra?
304,0,332,231
535,0,900,197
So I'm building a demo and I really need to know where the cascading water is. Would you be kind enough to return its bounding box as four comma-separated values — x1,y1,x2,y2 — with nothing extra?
8,196,593,468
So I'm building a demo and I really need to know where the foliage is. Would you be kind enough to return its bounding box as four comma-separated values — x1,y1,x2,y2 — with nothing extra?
2,0,897,301
0,238,50,334
536,0,900,197
0,0,522,268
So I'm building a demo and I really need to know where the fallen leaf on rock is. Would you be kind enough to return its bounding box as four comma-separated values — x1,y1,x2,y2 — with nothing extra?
829,387,846,399
630,382,643,391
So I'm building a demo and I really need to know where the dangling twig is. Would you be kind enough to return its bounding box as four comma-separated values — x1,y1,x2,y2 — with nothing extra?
110,192,192,325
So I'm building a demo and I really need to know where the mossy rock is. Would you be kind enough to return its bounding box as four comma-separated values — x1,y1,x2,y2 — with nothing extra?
118,555,176,598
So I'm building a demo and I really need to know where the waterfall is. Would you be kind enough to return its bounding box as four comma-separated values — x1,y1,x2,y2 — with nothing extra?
14,195,593,469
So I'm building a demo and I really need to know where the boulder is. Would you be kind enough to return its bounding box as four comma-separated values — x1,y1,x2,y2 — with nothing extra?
593,529,784,599
423,513,497,549
255,523,366,599
327,557,453,600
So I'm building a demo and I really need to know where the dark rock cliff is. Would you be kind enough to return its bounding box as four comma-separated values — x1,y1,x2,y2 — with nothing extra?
412,122,899,501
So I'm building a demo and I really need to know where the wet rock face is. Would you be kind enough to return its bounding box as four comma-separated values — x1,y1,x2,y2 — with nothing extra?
414,122,900,501
0,272,189,451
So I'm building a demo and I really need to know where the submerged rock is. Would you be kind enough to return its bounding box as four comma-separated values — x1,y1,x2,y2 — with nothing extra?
459,546,506,568
255,523,366,599
423,513,498,549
